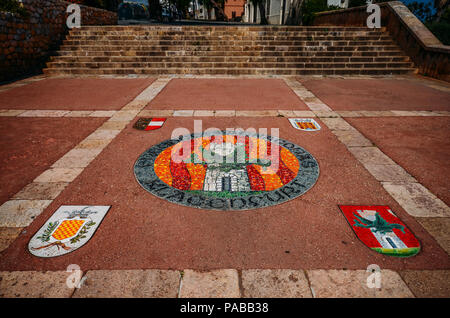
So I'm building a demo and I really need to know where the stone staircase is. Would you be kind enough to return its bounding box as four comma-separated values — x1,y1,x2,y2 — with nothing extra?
44,25,416,76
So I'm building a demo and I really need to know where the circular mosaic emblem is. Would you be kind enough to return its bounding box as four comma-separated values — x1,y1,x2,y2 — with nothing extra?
134,131,319,210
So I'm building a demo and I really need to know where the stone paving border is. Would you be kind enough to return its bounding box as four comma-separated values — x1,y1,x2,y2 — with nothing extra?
283,77,450,256
136,109,450,118
0,109,118,117
2,109,449,118
1,268,433,298
0,78,170,250
0,75,47,93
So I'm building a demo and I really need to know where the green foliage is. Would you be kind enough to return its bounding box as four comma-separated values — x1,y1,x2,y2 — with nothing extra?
426,20,450,45
348,0,367,8
37,221,59,242
70,221,95,244
0,0,29,17
301,0,340,26
407,1,434,23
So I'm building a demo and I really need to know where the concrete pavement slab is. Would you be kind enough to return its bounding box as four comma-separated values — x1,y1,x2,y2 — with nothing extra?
241,269,312,298
416,217,450,254
147,78,309,110
307,269,414,298
0,199,52,227
0,78,155,110
399,270,450,298
0,271,77,298
0,117,107,205
12,182,69,200
299,78,450,111
73,270,180,298
363,164,417,183
179,269,240,298
382,182,450,217
0,228,23,252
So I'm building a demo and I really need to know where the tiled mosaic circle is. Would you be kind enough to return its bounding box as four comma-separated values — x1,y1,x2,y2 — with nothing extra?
134,131,319,211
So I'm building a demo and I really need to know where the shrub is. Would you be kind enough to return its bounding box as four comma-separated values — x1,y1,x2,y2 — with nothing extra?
426,21,450,45
301,0,340,26
348,0,367,8
0,0,29,17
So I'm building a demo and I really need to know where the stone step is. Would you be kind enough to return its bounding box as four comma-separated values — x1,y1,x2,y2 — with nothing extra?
71,31,387,38
67,35,392,41
70,28,386,33
59,45,402,52
71,26,383,32
55,50,407,57
62,40,397,47
50,56,410,63
46,61,415,69
43,67,414,76
45,25,415,76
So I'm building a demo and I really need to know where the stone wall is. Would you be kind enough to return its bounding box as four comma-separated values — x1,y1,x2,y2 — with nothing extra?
314,1,450,82
0,0,117,82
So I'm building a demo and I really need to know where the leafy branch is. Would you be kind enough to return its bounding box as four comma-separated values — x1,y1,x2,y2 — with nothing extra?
70,221,96,244
37,221,59,242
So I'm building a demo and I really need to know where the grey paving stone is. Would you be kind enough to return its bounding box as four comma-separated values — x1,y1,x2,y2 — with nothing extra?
173,110,194,117
34,168,83,183
348,147,396,165
13,182,68,200
18,110,69,117
73,270,180,298
0,227,23,252
0,200,52,227
85,129,121,140
52,148,103,168
98,120,129,130
399,270,450,298
138,110,174,117
215,110,236,117
307,270,414,298
416,217,450,254
0,271,77,298
364,164,417,182
194,110,215,116
64,111,93,117
0,110,26,116
382,182,450,217
242,269,312,298
179,269,240,298
293,110,315,117
313,111,339,118
333,130,373,147
109,110,139,122
88,111,116,117
320,117,354,130
76,139,111,150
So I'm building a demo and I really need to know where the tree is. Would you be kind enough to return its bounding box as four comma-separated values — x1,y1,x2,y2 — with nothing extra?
250,0,268,24
209,0,229,21
435,0,449,22
285,0,305,25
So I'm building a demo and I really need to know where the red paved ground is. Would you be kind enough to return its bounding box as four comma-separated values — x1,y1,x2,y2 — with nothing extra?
347,116,450,206
298,78,450,111
0,117,448,271
147,78,309,110
0,78,155,110
0,117,107,205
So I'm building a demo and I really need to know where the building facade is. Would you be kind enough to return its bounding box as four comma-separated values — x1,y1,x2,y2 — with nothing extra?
244,0,349,24
224,0,246,20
